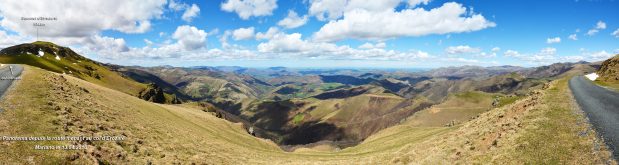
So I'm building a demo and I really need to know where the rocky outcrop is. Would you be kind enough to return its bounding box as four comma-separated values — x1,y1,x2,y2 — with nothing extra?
139,84,166,103
138,84,182,104
597,55,619,82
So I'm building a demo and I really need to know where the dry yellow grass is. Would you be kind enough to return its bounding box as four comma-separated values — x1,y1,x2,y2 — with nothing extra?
0,66,613,164
385,77,615,164
404,91,520,127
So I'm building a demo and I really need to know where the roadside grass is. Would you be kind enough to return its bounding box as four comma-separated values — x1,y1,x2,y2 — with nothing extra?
594,80,619,92
509,77,615,164
0,67,82,164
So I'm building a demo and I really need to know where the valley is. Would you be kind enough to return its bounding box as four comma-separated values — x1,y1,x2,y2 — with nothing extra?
0,0,617,163
0,42,617,164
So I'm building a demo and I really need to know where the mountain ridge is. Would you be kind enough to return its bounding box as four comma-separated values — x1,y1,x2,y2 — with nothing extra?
0,41,181,104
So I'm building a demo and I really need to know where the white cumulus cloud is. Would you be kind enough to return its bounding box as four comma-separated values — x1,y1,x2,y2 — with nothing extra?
308,0,347,21
502,47,588,64
504,50,520,57
587,29,599,36
546,37,561,44
0,29,30,49
258,33,310,53
0,0,166,41
257,31,430,61
586,50,613,61
586,20,606,36
277,11,308,29
513,47,556,64
168,0,187,11
255,27,280,40
407,0,430,7
81,25,211,60
612,28,619,38
313,2,495,42
83,35,129,57
445,45,481,54
358,42,386,49
181,4,200,22
232,27,255,40
309,0,402,21
172,25,207,50
491,47,500,52
568,34,577,40
596,21,607,29
221,0,278,20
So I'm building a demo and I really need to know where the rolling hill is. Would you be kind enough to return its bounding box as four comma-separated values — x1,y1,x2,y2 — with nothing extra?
0,41,611,163
0,41,181,104
240,85,434,147
110,58,600,150
0,65,612,164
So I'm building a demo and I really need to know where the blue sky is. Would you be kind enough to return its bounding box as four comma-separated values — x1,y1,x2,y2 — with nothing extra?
0,0,618,68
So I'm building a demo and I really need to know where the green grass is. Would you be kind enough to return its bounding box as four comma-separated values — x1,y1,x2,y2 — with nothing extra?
455,91,520,108
292,113,305,124
594,80,619,92
454,91,490,103
0,53,66,73
509,77,613,164
319,83,344,91
0,49,147,96
32,41,59,47
496,95,522,107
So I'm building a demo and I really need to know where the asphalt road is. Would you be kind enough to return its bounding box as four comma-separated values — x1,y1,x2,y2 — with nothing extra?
569,76,619,160
0,64,23,97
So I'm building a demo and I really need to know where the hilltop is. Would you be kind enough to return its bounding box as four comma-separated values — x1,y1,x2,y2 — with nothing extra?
0,41,181,104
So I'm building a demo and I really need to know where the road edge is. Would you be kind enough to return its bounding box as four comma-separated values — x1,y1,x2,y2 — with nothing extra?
568,76,618,163
0,65,24,100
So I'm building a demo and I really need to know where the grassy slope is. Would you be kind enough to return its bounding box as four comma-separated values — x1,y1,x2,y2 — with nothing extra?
594,81,619,91
595,55,619,90
0,66,280,164
0,42,146,96
404,91,520,127
0,66,613,164
266,83,346,100
254,91,432,145
385,77,614,164
507,77,612,163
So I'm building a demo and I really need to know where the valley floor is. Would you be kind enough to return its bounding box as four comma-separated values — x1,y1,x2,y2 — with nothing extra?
0,66,615,164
